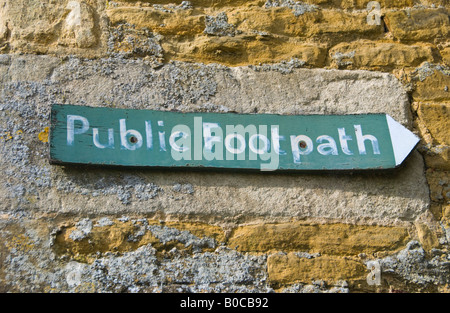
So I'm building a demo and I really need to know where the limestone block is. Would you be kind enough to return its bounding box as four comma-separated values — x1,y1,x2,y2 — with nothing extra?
164,35,328,66
212,66,413,125
228,222,409,255
0,0,101,55
228,7,383,38
337,0,414,9
53,218,225,262
415,223,440,251
329,40,437,70
59,1,97,48
267,253,366,285
426,169,450,203
384,8,450,42
417,102,450,146
412,63,450,102
106,6,206,36
422,145,450,170
0,218,269,292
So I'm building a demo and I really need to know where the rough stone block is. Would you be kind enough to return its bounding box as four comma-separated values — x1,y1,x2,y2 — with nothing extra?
0,0,448,294
1,0,104,56
417,102,450,145
412,65,450,102
337,0,414,9
267,253,366,285
54,218,225,262
384,8,450,42
329,40,437,71
426,169,450,204
228,222,410,255
423,145,450,171
106,6,206,36
228,7,383,39
415,222,440,251
165,35,328,66
0,218,269,292
59,1,97,48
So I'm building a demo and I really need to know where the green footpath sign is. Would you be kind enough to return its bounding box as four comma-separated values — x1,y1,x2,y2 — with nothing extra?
49,104,419,171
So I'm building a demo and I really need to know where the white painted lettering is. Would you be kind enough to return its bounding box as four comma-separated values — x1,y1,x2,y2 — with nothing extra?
271,126,286,155
67,115,89,146
354,124,380,155
157,120,166,152
203,122,223,161
225,133,246,155
290,135,313,164
338,128,353,155
225,124,257,160
119,119,143,150
249,133,270,155
145,121,153,150
317,135,338,156
170,125,191,161
93,128,114,149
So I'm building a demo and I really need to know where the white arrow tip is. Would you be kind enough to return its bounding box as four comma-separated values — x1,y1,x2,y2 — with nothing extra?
386,115,420,166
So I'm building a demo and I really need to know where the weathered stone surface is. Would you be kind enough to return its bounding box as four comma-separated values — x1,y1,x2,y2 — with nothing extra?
417,102,450,145
54,218,225,262
422,145,450,170
2,215,449,292
113,0,426,10
337,0,414,9
441,47,450,66
0,55,429,226
426,169,450,204
213,66,413,124
0,218,270,293
412,64,450,101
163,34,328,66
384,8,450,42
59,1,97,48
0,0,106,57
108,23,164,65
329,41,437,71
227,7,383,39
228,222,410,255
443,205,450,236
379,240,450,288
106,6,206,36
104,3,383,66
267,253,366,285
415,223,440,251
116,0,263,8
415,101,450,170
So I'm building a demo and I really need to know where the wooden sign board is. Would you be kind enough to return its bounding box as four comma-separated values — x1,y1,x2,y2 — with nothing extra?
50,104,419,171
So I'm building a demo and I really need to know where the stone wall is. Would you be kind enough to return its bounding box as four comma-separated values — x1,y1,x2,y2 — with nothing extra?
0,0,449,293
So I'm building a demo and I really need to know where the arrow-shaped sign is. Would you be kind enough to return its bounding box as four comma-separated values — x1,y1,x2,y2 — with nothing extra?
50,104,419,171
385,115,421,167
